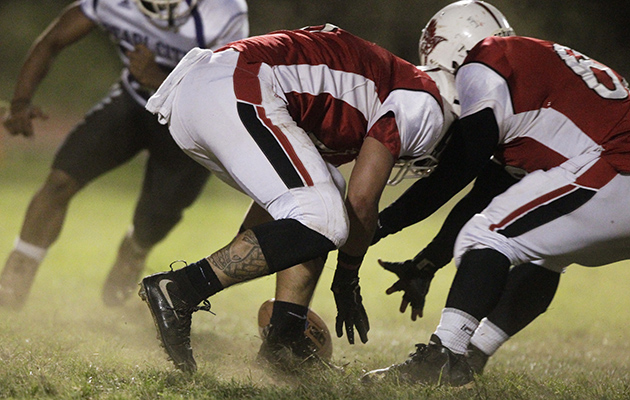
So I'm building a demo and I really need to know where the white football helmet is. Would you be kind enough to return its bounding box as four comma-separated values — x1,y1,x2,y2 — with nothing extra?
419,0,514,74
389,1,514,186
133,0,198,25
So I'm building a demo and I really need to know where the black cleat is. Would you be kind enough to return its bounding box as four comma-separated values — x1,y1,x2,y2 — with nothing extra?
257,325,341,374
466,343,489,376
138,271,212,373
361,334,474,386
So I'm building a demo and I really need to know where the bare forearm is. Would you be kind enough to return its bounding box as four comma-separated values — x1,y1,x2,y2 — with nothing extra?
12,3,95,103
340,136,394,263
12,40,59,102
339,198,378,261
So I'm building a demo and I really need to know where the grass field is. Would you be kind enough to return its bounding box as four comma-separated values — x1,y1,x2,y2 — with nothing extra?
1,117,629,399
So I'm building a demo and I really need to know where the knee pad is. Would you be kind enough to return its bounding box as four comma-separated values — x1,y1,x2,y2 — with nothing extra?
251,219,336,273
326,161,346,195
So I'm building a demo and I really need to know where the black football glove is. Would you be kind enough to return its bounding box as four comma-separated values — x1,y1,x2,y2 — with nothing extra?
378,252,439,321
331,267,369,344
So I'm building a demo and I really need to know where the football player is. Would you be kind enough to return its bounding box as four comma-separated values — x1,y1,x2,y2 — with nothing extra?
1,0,248,308
375,0,559,345
139,23,455,373
363,0,630,386
234,36,460,374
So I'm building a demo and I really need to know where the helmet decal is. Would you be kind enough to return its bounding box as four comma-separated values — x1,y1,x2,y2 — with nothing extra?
418,1,514,74
420,19,447,61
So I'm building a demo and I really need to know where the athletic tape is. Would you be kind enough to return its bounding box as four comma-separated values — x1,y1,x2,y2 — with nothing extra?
14,238,48,263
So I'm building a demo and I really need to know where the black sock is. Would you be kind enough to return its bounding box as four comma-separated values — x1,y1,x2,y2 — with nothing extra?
488,263,560,336
269,300,309,341
170,258,224,304
446,248,511,320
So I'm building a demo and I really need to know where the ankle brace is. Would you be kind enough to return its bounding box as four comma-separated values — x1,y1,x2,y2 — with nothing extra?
470,317,509,356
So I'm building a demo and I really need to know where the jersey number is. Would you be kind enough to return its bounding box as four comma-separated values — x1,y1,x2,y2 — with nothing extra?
554,43,629,100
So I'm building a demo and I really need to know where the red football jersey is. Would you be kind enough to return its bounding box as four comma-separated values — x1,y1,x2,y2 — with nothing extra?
458,36,630,175
221,25,444,165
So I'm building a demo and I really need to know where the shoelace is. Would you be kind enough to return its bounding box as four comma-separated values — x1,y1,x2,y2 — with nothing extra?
192,299,215,314
164,299,215,321
164,300,215,346
407,343,432,362
166,260,216,316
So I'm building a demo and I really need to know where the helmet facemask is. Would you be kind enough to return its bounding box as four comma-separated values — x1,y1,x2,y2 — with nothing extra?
388,1,514,186
387,154,440,186
388,2,512,186
387,126,453,186
133,0,198,27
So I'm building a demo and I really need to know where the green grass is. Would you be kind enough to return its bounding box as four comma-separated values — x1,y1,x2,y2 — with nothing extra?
1,120,629,399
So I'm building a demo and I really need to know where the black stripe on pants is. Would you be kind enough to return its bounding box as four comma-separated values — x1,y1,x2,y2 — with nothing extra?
237,102,304,189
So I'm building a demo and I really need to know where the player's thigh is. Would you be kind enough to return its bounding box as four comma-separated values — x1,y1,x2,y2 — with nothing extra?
52,85,143,185
169,65,348,246
140,112,210,212
538,172,630,268
455,161,630,270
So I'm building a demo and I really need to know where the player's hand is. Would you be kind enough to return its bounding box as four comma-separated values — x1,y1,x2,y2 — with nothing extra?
3,99,48,138
126,44,167,90
378,253,438,321
331,267,369,344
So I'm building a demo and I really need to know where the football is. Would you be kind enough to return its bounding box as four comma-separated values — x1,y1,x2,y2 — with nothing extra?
257,298,333,361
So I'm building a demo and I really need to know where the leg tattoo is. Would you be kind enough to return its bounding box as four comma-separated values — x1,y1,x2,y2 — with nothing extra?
209,230,269,282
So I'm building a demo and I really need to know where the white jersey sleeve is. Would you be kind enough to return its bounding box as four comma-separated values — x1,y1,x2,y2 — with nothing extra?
456,62,511,144
379,89,444,158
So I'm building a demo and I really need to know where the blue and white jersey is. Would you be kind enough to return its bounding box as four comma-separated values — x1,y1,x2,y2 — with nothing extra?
80,0,248,104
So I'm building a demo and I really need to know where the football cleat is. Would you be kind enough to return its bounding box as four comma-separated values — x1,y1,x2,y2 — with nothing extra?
0,251,39,310
102,233,148,307
466,343,490,376
257,324,341,374
138,270,212,373
361,334,474,386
